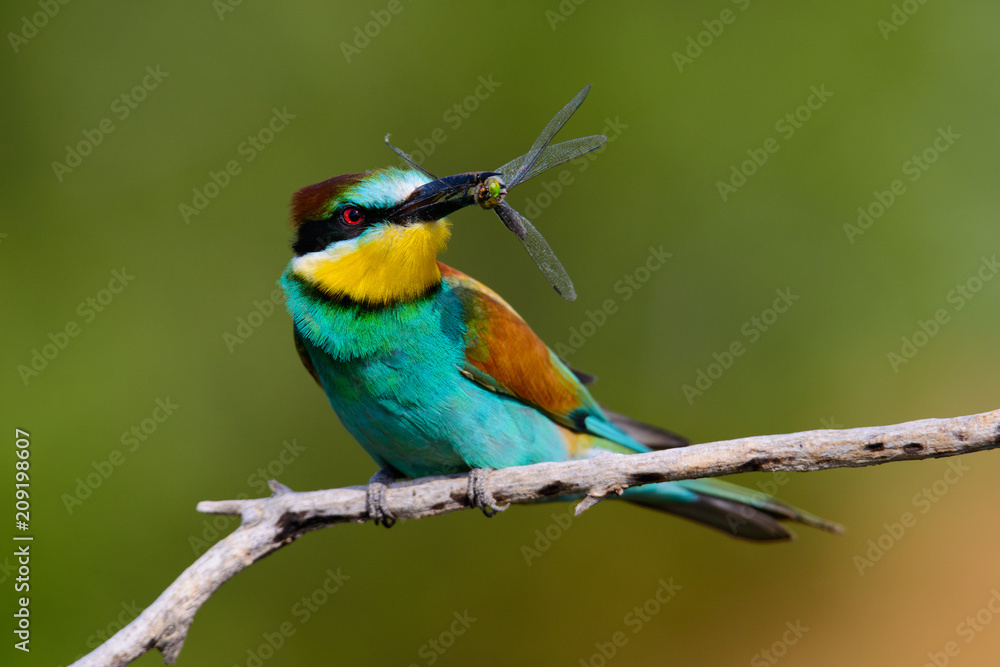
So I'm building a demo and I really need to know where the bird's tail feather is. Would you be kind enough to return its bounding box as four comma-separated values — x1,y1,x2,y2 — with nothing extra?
622,477,843,541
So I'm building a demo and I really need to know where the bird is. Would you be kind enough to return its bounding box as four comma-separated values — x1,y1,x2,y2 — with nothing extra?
279,165,841,540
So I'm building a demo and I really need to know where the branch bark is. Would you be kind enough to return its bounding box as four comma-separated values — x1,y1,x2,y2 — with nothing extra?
70,408,1000,667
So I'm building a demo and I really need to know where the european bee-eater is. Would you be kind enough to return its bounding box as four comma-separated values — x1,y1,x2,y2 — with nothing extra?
279,167,839,540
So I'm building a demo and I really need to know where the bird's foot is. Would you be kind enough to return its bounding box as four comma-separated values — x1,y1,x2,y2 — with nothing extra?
467,468,509,518
367,468,397,528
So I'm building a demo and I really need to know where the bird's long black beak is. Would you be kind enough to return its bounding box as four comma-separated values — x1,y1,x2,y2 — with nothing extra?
389,171,506,224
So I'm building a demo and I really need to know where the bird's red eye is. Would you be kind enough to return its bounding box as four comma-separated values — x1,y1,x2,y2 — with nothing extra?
342,207,363,225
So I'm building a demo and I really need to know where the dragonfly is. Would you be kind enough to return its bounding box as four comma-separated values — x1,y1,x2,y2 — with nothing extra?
385,85,607,301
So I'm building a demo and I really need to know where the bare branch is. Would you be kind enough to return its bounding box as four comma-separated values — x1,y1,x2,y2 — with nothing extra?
70,408,1000,667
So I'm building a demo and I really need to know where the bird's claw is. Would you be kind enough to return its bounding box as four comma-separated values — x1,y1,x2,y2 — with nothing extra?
367,469,397,528
467,468,509,518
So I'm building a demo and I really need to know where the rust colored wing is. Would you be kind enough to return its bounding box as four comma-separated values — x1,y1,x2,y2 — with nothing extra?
439,263,612,436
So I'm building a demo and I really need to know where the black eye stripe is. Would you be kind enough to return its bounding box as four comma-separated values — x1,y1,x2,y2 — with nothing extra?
292,206,378,256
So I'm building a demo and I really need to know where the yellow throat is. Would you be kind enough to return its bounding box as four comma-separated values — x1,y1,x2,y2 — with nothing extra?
293,219,451,305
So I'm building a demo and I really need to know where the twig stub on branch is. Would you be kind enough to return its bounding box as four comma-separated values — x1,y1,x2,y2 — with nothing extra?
70,409,1000,667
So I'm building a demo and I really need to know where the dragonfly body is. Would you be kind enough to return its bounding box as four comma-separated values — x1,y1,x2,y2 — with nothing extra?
386,85,611,300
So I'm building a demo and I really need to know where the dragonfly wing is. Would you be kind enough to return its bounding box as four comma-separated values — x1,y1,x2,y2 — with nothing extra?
507,85,592,188
384,134,437,178
495,203,576,301
494,201,527,239
496,135,607,184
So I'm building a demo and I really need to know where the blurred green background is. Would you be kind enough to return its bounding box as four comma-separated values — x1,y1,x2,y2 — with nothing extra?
3,1,1000,665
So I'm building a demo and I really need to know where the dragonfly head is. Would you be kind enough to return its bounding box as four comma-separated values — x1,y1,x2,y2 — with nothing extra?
286,168,507,306
473,175,507,210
